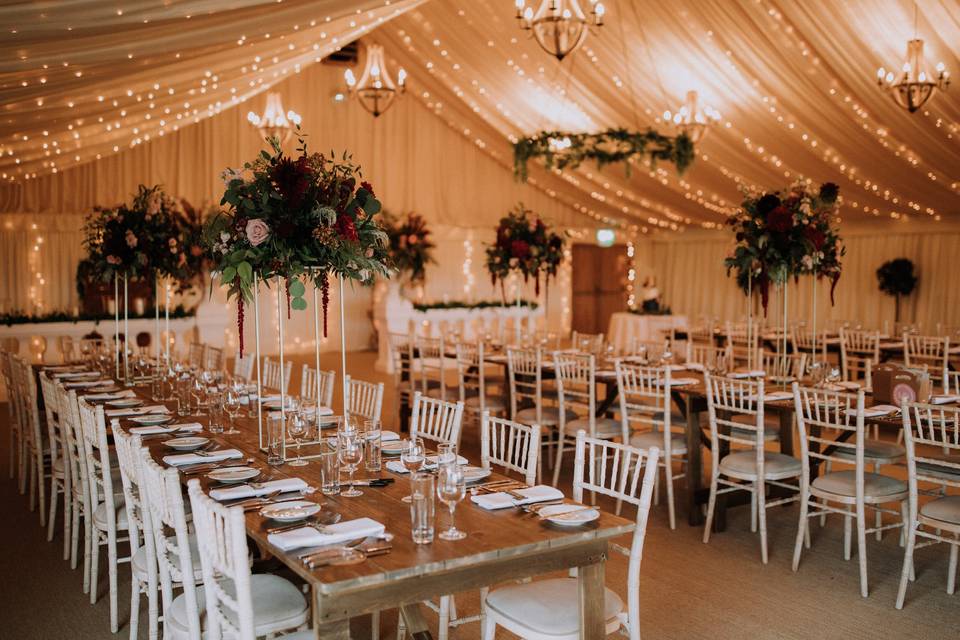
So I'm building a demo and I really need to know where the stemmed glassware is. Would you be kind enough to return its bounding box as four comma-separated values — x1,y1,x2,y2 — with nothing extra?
401,437,426,503
287,408,309,466
224,384,243,435
436,460,467,541
338,427,364,497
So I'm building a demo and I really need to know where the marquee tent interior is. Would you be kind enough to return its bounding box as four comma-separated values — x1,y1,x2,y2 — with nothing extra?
1,1,960,639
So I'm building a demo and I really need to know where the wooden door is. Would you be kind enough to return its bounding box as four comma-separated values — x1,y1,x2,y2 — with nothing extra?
571,244,628,335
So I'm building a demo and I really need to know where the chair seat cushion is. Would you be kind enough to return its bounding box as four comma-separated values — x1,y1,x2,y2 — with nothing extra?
832,439,904,463
629,430,687,455
167,574,308,637
916,455,960,481
516,406,576,427
132,534,201,582
484,577,622,637
812,470,907,500
719,451,801,480
93,502,128,531
920,495,960,527
563,417,621,437
464,395,506,412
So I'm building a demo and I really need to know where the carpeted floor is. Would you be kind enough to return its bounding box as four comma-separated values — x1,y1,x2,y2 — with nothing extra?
1,350,957,639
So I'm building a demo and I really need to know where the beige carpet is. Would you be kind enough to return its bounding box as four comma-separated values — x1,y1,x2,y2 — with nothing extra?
2,351,958,639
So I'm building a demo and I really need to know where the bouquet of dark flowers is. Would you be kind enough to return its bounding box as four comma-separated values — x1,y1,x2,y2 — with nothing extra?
485,203,565,300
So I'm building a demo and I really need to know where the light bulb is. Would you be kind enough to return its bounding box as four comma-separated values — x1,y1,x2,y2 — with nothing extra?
595,3,605,17
877,67,885,79
523,7,533,20
371,63,381,77
936,61,945,73
246,112,260,125
344,69,356,87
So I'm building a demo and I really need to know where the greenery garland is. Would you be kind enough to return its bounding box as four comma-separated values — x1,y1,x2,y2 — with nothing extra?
1,306,194,327
412,299,539,312
513,128,695,181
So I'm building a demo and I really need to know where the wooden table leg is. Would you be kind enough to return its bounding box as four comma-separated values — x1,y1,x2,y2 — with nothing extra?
578,557,606,639
778,407,794,457
314,619,351,639
400,604,434,640
685,396,705,526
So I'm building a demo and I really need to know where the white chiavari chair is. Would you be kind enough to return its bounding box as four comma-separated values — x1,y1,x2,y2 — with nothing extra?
344,375,384,425
839,328,881,384
758,350,807,381
299,365,335,408
56,384,92,584
904,334,950,393
570,331,604,355
687,322,716,346
626,338,669,362
409,391,464,449
725,321,760,369
702,374,801,563
896,402,960,609
231,351,255,382
684,342,731,371
389,332,417,421
791,384,909,597
261,357,292,395
186,480,310,640
78,398,130,632
186,343,205,369
616,362,688,528
551,352,624,489
416,334,453,400
507,347,566,478
59,335,79,363
39,372,70,546
201,345,224,371
792,328,829,363
137,450,204,640
0,351,22,481
946,370,960,395
482,432,659,640
16,357,49,524
534,330,562,351
455,340,505,422
112,425,160,640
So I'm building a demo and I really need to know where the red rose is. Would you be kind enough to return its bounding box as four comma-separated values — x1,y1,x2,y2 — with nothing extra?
335,214,359,242
360,181,375,196
804,226,826,250
510,239,530,259
766,206,793,233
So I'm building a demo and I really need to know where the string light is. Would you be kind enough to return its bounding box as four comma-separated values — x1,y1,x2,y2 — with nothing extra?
625,239,637,309
462,233,475,301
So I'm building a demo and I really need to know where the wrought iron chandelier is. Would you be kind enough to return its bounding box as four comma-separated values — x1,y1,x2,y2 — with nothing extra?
662,91,720,144
344,44,407,117
876,5,948,113
515,0,605,61
246,92,301,143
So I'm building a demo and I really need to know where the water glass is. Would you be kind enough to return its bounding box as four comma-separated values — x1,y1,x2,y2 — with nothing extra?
287,409,309,467
436,442,456,466
436,463,467,541
338,428,364,497
266,413,284,466
363,419,382,473
410,472,435,545
207,390,225,434
177,374,192,416
224,386,242,435
401,438,426,503
319,439,340,495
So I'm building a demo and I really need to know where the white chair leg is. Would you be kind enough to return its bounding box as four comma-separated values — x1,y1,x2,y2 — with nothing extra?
83,511,93,594
856,503,869,598
652,466,661,506
895,519,917,609
665,458,676,530
899,501,909,547
481,612,497,640
62,486,72,560
551,435,566,487
948,543,959,596
874,463,883,541
757,480,768,565
750,487,758,534
46,478,60,541
70,499,81,569
89,532,100,603
108,534,119,632
702,471,719,544
129,579,140,640
438,595,450,640
479,586,489,634
820,462,831,527
792,489,809,572
395,614,406,640
896,428,904,445
843,506,852,561
371,611,380,640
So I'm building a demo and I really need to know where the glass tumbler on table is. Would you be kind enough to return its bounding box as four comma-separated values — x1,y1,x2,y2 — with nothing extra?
400,438,426,503
319,438,340,495
207,390,225,434
338,428,364,497
224,385,243,435
363,419,382,473
410,472,436,545
436,462,467,541
286,409,309,467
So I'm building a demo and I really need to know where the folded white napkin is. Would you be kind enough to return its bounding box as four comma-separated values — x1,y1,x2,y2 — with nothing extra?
129,422,203,436
106,405,170,418
763,391,794,402
596,369,617,377
471,485,565,510
930,395,960,405
730,370,765,379
267,517,385,552
82,389,137,401
381,430,400,442
385,454,468,474
852,404,899,418
65,379,112,388
53,370,96,379
656,377,699,387
684,362,706,372
209,477,307,501
162,448,243,466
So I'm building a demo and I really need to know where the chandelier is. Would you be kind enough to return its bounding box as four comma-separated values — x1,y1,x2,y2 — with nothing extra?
876,6,948,113
246,93,301,143
662,90,720,144
515,0,605,61
344,44,407,117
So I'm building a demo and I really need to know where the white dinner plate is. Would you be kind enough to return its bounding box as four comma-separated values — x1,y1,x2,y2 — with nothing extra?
107,398,143,408
538,504,600,526
382,440,407,455
131,413,174,426
165,436,210,451
207,467,260,484
462,466,492,485
259,500,321,522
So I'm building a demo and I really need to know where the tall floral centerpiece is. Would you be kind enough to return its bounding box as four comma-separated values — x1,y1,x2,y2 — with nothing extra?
486,204,565,341
383,212,436,292
724,181,843,373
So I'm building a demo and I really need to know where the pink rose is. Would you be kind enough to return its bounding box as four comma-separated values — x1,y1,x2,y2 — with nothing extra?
125,229,138,248
245,218,270,246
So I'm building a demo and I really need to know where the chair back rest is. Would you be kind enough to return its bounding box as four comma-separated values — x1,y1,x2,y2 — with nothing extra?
506,347,543,421
15,358,43,449
554,351,596,423
77,398,118,521
202,345,224,371
455,341,486,406
261,357,291,394
704,374,765,450
616,363,671,432
409,391,464,447
232,352,255,381
573,431,659,640
627,338,668,362
389,332,416,395
139,449,201,639
415,335,446,396
39,371,65,462
55,383,87,500
111,424,150,542
187,480,257,640
792,384,868,484
685,342,730,370
344,375,384,424
571,331,604,355
187,342,205,368
480,413,540,486
792,328,827,359
840,328,880,357
947,371,960,395
904,334,949,387
759,350,806,380
902,403,960,502
300,365,335,407
534,331,562,351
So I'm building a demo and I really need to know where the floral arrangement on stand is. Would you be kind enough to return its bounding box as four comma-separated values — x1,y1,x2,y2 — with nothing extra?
724,181,844,313
877,258,917,323
486,204,565,303
203,132,390,356
413,299,538,312
383,212,435,285
81,184,200,289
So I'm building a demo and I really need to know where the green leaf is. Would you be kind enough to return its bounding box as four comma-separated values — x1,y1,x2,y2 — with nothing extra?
288,279,305,297
221,266,237,283
237,261,253,283
290,296,307,311
363,198,381,215
260,150,272,162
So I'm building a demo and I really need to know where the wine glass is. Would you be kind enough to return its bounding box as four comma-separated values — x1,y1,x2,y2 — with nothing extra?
224,386,243,435
287,410,309,467
436,462,467,541
338,428,364,497
401,438,426,503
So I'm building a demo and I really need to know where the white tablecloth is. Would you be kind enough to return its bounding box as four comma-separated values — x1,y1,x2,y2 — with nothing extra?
607,312,688,352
